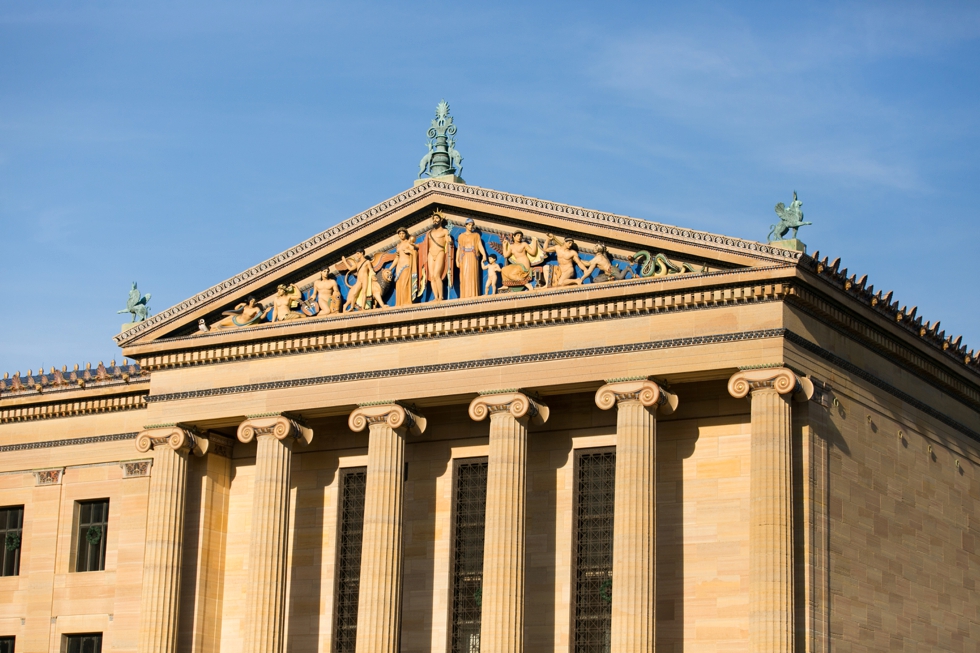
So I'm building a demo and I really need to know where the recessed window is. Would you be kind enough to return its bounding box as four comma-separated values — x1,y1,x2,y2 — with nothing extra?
74,500,109,573
334,469,366,653
0,506,24,577
573,449,616,653
450,459,488,653
0,636,14,653
63,633,101,653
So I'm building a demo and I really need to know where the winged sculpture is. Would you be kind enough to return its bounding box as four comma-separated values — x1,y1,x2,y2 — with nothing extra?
117,282,151,322
769,191,812,242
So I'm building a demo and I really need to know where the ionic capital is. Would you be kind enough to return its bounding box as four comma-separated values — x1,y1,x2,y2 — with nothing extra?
136,425,209,456
728,366,814,401
468,390,550,425
237,414,313,445
595,378,678,414
348,402,427,436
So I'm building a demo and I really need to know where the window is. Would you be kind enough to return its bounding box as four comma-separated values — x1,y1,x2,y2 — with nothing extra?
573,450,616,653
0,636,14,653
74,500,108,573
63,634,101,653
450,460,488,653
334,469,366,653
0,506,24,577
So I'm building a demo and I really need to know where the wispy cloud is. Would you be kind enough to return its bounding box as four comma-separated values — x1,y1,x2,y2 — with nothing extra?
587,4,980,191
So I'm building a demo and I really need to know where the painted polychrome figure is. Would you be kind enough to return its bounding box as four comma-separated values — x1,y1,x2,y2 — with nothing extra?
455,218,487,299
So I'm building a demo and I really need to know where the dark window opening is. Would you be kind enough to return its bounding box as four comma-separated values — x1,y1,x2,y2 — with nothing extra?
64,633,101,653
573,450,616,653
450,460,488,653
75,500,109,573
0,636,14,653
334,469,366,653
0,506,24,577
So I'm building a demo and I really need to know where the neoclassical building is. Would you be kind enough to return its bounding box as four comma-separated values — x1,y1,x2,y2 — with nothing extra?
0,120,978,653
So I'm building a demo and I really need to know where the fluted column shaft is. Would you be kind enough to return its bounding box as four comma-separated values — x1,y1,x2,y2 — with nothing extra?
749,387,792,653
469,392,549,653
136,427,208,653
728,367,812,653
596,379,676,653
237,415,312,653
349,403,426,653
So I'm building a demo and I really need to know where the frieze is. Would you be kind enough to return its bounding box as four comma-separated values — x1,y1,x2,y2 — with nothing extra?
33,468,64,486
115,181,799,346
783,331,980,443
146,328,787,404
0,432,138,453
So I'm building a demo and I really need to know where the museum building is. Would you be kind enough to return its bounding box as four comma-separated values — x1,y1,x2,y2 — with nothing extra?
0,108,978,653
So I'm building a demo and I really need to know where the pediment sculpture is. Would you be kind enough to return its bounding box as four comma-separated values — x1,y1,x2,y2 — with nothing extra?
197,210,713,332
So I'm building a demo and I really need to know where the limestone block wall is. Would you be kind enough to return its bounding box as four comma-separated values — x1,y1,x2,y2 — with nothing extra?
0,409,151,652
786,306,980,653
816,388,980,652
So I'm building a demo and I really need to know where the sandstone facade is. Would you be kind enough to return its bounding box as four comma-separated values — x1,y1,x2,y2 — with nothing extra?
0,181,976,652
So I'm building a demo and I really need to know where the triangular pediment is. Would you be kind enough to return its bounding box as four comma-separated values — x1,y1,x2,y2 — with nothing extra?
115,180,802,353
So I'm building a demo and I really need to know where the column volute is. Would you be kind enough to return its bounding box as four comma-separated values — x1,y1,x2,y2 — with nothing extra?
595,377,678,413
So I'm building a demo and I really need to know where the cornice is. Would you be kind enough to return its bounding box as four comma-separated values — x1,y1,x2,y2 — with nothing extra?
0,392,148,424
114,181,800,347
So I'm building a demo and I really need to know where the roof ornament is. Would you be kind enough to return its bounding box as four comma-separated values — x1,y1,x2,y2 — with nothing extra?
417,100,465,183
769,191,812,252
118,282,151,330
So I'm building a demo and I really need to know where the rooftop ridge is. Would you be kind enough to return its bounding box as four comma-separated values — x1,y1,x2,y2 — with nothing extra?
801,250,978,376
0,360,147,397
113,180,801,346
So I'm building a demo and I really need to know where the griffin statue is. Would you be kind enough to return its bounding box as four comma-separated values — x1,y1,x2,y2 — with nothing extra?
769,191,812,242
118,282,151,323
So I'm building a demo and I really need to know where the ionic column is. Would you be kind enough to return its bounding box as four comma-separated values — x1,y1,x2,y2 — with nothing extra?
349,403,427,653
595,379,677,653
728,367,813,653
468,391,549,653
136,426,209,653
237,415,313,653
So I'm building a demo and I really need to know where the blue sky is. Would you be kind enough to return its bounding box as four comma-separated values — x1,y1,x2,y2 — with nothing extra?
1,1,978,374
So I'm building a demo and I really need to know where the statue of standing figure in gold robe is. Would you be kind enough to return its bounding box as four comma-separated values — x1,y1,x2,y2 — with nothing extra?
393,228,420,306
455,218,487,299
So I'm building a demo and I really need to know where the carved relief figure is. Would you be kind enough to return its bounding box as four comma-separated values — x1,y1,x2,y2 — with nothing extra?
584,243,627,282
272,284,304,321
393,228,420,306
342,250,386,312
482,255,502,295
455,218,487,299
210,297,265,330
543,235,592,287
419,212,453,300
497,230,543,291
310,271,342,315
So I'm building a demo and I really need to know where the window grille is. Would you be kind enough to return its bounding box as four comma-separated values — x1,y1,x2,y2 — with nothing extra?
334,469,367,653
0,636,13,653
75,500,109,573
573,450,616,653
450,460,488,653
64,633,101,653
0,506,24,577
